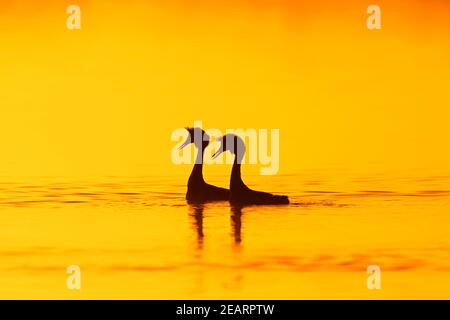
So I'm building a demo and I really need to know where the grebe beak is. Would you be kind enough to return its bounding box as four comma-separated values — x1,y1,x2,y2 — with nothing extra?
178,137,191,150
211,139,224,159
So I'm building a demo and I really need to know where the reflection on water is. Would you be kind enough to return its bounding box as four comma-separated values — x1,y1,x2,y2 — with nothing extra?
189,204,204,250
231,206,243,246
0,172,449,298
189,204,243,250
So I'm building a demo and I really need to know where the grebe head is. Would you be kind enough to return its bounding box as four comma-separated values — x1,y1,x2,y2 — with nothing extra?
179,127,210,150
212,134,245,160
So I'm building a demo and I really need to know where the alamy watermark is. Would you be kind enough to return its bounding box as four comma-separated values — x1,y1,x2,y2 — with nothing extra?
66,265,81,290
366,265,381,290
367,5,381,30
66,4,81,30
65,4,380,31
171,121,280,175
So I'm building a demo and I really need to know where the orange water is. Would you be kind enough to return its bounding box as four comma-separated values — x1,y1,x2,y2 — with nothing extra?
1,170,449,299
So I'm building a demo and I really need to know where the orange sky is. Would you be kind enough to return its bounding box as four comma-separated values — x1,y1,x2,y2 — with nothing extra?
0,0,449,178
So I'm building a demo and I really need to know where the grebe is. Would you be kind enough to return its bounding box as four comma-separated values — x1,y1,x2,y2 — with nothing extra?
212,134,289,205
179,127,229,203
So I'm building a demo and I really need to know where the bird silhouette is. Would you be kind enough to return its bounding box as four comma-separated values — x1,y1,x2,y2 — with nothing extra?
212,134,289,205
179,127,229,203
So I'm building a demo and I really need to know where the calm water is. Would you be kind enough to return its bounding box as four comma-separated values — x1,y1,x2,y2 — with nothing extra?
0,170,449,299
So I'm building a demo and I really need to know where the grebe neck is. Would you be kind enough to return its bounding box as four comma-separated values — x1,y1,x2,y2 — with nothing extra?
189,145,205,184
230,151,246,190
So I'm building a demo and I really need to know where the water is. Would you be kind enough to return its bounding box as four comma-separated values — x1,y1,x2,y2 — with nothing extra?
0,171,449,299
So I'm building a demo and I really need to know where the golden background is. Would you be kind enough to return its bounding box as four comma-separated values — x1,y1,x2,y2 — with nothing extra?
0,0,449,299
1,0,449,178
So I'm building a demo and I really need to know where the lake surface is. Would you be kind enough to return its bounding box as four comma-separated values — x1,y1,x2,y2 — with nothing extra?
0,170,449,299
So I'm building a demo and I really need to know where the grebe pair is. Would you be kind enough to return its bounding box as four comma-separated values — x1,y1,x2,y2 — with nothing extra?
179,128,229,203
180,128,289,205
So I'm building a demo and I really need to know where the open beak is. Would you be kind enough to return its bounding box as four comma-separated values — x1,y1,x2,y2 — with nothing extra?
178,137,191,150
212,141,224,159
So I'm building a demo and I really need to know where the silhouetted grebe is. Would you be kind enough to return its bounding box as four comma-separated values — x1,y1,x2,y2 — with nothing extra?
212,134,289,205
179,127,229,203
